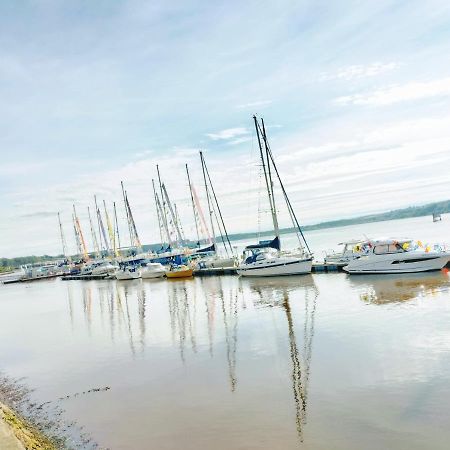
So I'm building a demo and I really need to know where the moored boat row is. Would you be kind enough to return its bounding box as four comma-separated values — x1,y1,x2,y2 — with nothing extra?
49,114,450,279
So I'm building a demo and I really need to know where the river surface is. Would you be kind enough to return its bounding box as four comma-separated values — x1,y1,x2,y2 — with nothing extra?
1,215,450,449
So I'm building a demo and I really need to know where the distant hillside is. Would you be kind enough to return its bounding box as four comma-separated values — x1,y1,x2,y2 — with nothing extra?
225,199,450,242
1,199,448,267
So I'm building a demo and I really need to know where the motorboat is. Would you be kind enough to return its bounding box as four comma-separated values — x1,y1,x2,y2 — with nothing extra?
343,238,450,274
91,261,117,276
141,262,166,279
115,266,141,280
237,116,313,277
196,255,237,269
324,239,362,266
165,264,193,278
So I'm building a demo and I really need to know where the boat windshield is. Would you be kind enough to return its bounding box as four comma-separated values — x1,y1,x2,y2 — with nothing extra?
373,241,416,255
242,247,277,264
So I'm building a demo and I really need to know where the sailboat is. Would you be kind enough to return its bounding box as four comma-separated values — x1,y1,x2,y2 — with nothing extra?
186,154,236,269
237,116,313,277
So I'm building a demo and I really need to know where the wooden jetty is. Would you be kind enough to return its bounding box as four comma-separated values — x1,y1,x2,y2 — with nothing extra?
2,273,62,284
311,263,342,273
193,267,237,276
61,274,109,281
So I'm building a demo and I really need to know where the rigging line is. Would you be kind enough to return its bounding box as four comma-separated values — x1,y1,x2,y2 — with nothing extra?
121,182,133,249
200,151,217,251
152,179,168,246
202,152,234,255
87,206,100,258
253,115,279,239
156,167,173,247
125,191,142,250
258,121,311,254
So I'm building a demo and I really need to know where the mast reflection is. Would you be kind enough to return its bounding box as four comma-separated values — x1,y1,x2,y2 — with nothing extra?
245,275,318,443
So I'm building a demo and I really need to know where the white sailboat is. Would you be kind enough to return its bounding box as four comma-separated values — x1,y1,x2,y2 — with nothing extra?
186,157,236,269
237,116,312,277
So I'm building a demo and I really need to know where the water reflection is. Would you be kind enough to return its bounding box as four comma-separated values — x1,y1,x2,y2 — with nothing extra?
349,272,450,304
63,276,318,442
167,280,198,363
243,275,318,442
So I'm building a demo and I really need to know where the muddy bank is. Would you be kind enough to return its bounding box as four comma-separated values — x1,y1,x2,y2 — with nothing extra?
0,373,98,450
1,401,54,449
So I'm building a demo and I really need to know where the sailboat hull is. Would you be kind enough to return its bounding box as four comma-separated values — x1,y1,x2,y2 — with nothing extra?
237,257,312,277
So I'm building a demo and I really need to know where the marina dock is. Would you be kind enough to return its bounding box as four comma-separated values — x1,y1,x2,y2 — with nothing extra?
2,273,62,284
61,274,110,281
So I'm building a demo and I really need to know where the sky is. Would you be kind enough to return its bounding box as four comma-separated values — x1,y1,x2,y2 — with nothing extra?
1,0,450,257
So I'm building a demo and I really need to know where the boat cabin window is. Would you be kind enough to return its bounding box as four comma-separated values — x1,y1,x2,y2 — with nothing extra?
374,243,404,254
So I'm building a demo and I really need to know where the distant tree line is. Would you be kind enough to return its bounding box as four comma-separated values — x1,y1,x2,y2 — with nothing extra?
0,255,63,269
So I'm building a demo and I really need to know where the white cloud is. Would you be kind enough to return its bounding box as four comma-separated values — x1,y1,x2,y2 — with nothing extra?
320,62,400,81
206,127,249,140
335,76,450,106
236,100,272,109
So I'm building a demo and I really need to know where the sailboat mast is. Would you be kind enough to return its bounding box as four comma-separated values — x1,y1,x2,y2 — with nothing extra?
87,206,100,258
113,201,122,255
125,191,142,251
72,213,82,257
162,184,184,246
103,200,116,256
57,212,68,259
200,151,233,255
200,151,216,249
254,115,280,242
94,196,104,253
152,179,166,246
261,118,279,238
263,140,311,254
121,181,133,249
186,164,200,247
156,167,173,248
73,205,89,260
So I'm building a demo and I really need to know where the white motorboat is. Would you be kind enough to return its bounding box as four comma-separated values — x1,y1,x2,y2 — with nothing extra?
141,263,166,279
115,266,141,280
324,239,362,266
92,261,117,276
197,255,237,269
237,116,313,277
343,238,450,274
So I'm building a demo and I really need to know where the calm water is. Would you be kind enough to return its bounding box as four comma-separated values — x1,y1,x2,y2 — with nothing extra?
1,215,450,449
